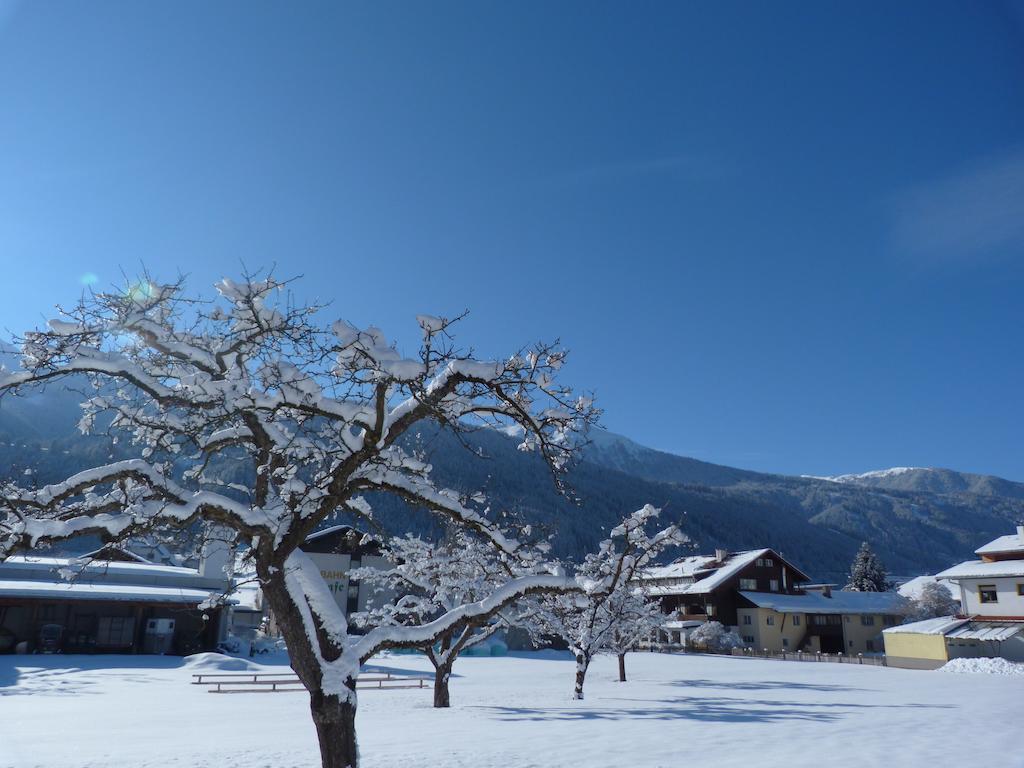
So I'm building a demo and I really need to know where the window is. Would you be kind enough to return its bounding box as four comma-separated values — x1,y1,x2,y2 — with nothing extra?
764,558,774,567
792,615,801,627
96,617,134,647
705,604,716,616
1017,584,1024,597
739,578,757,590
860,615,875,626
743,635,754,643
743,615,752,625
883,615,897,626
979,585,998,604
769,579,779,592
755,558,764,567
782,638,789,648
866,640,876,652
766,615,775,626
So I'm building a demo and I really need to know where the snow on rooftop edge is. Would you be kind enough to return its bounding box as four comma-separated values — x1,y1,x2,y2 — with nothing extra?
936,559,1024,579
882,616,967,635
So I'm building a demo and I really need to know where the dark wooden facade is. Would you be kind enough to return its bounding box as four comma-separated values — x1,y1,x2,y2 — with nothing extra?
659,551,809,628
0,597,222,655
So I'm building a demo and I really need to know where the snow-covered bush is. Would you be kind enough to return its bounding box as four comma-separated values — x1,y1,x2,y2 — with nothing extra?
688,621,744,653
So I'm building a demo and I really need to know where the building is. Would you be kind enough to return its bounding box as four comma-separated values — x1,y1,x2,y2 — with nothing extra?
736,587,906,654
884,526,1024,669
641,548,907,653
642,548,811,630
0,541,233,655
230,525,393,640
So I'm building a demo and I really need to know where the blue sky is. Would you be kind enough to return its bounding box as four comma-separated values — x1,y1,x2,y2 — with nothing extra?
0,1,1022,479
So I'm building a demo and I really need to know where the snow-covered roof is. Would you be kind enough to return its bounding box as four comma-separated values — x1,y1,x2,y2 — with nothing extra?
883,616,968,636
883,617,1024,641
663,620,705,630
897,576,958,601
643,554,719,581
936,559,1024,580
643,549,807,596
975,533,1024,556
947,622,1024,642
0,578,223,604
739,590,908,615
0,555,201,579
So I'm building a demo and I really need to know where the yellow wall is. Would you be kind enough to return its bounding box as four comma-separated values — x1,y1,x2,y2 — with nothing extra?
883,632,949,663
736,608,806,652
841,615,888,654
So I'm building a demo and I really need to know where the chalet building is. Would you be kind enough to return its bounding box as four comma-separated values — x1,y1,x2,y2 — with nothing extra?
640,548,907,654
0,541,233,655
884,525,1024,669
642,548,811,629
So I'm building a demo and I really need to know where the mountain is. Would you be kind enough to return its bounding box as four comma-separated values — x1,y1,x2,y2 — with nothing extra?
818,466,1024,502
0,380,1020,583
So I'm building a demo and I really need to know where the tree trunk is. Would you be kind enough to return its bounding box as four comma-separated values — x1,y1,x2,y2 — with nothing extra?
310,690,359,768
617,652,626,682
433,662,453,708
261,571,359,768
573,652,590,700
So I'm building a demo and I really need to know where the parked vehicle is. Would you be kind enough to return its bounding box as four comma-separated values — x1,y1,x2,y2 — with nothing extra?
37,624,64,654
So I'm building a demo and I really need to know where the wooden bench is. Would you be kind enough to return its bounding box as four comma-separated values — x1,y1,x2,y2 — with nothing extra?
193,671,432,693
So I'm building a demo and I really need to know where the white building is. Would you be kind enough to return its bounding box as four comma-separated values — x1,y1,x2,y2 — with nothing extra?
883,526,1024,668
936,528,1024,618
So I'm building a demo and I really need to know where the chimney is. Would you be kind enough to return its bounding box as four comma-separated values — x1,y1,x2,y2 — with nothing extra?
822,585,832,598
714,548,729,564
1018,524,1024,543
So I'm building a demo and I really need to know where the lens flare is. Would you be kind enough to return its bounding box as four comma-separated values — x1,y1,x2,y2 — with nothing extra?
79,272,99,286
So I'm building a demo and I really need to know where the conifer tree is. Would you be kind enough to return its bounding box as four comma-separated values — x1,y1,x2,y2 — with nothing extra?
845,541,890,592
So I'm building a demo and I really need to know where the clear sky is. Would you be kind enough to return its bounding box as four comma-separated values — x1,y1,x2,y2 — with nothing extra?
0,1,1022,479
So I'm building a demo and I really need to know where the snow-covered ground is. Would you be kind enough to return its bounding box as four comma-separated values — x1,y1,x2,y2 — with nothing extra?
1,651,1021,768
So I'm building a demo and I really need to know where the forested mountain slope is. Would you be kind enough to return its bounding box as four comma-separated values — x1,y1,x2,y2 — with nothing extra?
0,376,1018,582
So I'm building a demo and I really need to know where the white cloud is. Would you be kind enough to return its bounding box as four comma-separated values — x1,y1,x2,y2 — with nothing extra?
890,148,1024,264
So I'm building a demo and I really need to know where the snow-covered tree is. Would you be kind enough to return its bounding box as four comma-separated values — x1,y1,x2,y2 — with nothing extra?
531,505,687,700
845,542,890,592
688,620,743,653
604,587,666,683
0,275,600,768
906,580,960,622
351,528,536,708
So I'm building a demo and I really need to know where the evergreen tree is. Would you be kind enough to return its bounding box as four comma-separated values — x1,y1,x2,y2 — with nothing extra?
845,541,890,592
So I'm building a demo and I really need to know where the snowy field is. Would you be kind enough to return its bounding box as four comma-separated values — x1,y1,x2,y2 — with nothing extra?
1,651,1021,768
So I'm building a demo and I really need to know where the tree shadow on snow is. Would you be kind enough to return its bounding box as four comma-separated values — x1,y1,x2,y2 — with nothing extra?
477,694,950,724
668,678,873,693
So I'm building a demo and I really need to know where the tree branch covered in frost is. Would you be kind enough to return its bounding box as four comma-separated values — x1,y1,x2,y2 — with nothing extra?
350,529,546,683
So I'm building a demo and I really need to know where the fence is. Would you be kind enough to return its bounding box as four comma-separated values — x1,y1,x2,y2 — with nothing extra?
730,647,888,666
